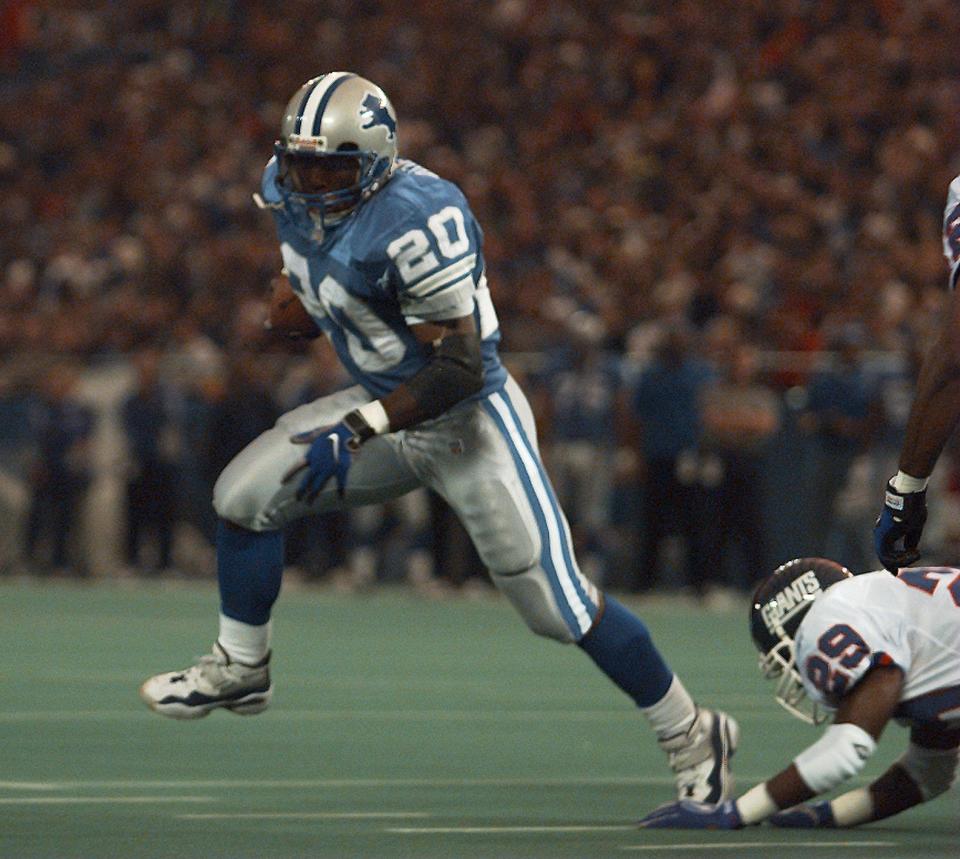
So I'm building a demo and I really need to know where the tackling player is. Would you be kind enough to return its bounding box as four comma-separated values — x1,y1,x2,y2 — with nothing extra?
139,72,737,802
874,174,960,571
638,558,960,829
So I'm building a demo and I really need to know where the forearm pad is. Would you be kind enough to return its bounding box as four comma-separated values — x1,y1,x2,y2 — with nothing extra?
794,723,876,794
404,332,484,421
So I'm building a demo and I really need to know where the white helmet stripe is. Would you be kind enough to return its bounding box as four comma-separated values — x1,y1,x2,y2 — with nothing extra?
290,76,321,135
296,71,356,137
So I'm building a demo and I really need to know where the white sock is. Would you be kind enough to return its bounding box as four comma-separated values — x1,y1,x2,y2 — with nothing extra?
218,613,271,665
639,676,698,740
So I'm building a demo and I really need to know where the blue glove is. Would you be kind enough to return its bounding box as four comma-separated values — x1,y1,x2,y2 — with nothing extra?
283,421,358,502
874,480,927,572
637,800,743,830
769,800,836,828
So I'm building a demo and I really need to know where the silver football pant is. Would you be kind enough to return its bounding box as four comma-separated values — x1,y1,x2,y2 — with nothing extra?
213,374,600,642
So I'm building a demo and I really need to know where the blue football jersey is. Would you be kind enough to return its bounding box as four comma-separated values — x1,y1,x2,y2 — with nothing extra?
260,158,507,401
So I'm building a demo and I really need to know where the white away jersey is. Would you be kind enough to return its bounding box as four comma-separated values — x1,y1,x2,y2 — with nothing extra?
942,174,960,289
794,570,960,727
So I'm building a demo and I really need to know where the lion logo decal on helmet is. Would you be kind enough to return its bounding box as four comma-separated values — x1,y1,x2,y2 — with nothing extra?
359,93,397,140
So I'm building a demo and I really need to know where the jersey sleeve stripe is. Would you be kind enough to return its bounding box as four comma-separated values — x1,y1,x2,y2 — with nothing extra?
406,274,474,303
401,277,476,320
404,254,476,298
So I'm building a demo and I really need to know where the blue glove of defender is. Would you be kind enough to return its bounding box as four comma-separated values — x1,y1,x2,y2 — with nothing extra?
768,800,836,828
874,480,927,572
283,421,358,502
638,800,743,830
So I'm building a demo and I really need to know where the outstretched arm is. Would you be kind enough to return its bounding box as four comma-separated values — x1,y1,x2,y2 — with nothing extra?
875,192,960,571
772,723,960,828
639,666,903,829
758,664,902,811
897,284,960,480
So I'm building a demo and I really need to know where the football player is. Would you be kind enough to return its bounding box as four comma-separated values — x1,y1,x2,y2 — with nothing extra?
638,558,960,829
139,72,737,802
874,174,960,572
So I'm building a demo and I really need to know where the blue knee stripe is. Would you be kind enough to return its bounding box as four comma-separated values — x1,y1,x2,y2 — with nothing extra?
483,391,598,639
217,520,283,625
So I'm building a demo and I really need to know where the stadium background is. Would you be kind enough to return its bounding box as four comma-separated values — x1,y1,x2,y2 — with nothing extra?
1,2,960,856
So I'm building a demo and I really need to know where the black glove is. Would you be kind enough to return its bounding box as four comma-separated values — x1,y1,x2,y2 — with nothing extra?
873,480,927,573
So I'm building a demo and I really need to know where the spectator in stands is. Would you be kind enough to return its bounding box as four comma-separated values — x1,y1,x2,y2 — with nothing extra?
699,340,782,593
2,1,960,578
120,346,182,575
202,354,280,488
538,318,621,585
2,1,957,369
22,361,95,575
629,324,714,591
798,326,881,566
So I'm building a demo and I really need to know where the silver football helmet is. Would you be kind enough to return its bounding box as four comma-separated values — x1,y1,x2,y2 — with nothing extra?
274,72,398,232
750,557,852,725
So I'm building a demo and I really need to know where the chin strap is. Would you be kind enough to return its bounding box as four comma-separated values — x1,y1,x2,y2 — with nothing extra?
252,192,282,211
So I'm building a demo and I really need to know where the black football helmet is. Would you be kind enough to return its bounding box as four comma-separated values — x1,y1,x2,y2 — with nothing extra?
750,557,852,724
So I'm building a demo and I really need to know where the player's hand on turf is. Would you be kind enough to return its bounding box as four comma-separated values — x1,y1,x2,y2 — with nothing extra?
283,421,358,502
768,800,836,828
637,799,743,830
874,480,927,572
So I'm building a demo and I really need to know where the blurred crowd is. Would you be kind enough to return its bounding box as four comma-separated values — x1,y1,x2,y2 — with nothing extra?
2,1,960,596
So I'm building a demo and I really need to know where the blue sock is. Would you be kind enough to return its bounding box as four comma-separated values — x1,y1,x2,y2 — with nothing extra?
216,520,284,626
577,595,674,707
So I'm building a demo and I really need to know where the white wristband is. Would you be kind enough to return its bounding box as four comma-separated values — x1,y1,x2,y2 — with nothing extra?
735,783,779,825
356,400,390,436
891,471,929,493
830,787,874,826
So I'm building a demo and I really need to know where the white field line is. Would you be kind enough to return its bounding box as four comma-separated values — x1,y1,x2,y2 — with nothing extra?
179,812,431,820
16,674,510,689
9,678,783,710
0,776,708,790
621,841,896,851
0,796,214,805
0,707,780,723
388,824,636,834
0,711,147,722
388,829,897,845
0,709,643,722
0,775,877,791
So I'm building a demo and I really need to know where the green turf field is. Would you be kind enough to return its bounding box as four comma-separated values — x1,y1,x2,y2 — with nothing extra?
1,579,956,858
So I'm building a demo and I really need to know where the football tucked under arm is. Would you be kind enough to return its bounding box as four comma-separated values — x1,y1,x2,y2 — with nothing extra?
266,273,320,340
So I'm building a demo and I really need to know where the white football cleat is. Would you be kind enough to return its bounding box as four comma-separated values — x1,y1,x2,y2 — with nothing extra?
139,642,272,720
659,707,739,803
